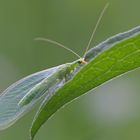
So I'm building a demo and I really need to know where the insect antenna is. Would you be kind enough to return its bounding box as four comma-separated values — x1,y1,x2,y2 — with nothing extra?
35,3,109,65
35,37,82,59
83,2,110,59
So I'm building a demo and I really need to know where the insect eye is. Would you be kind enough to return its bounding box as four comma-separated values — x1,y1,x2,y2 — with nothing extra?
78,58,87,65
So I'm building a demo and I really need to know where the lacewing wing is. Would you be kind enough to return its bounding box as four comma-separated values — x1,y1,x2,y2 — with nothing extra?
0,64,65,130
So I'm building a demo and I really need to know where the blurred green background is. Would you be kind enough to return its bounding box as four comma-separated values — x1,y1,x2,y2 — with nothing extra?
1,0,140,140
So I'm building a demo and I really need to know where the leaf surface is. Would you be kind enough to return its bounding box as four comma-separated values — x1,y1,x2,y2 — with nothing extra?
31,26,140,139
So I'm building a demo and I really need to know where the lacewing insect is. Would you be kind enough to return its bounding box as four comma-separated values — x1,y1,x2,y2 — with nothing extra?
0,3,109,130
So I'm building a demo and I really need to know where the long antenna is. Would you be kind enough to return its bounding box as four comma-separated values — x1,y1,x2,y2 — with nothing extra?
35,37,81,59
83,2,109,58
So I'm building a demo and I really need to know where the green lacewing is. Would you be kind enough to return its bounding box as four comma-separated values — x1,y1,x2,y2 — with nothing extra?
0,3,110,130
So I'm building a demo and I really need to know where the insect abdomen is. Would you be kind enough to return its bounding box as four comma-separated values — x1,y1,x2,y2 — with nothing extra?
18,73,60,106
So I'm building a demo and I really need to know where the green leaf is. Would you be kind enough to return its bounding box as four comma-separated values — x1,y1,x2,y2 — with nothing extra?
30,26,140,139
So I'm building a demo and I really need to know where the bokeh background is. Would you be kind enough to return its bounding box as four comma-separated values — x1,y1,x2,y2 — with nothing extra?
0,0,140,140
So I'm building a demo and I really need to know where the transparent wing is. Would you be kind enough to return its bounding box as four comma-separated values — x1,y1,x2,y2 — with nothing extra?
0,64,63,130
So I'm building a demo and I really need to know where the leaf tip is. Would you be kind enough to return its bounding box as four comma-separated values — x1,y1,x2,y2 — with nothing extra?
30,132,34,140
